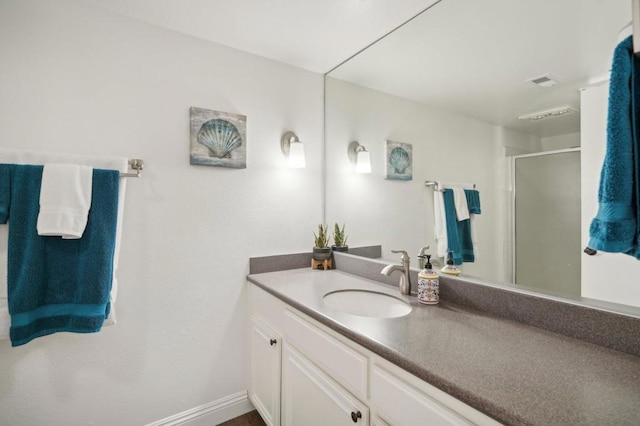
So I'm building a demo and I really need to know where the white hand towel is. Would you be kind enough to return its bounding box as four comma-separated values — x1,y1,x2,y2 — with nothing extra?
37,163,93,239
0,148,128,335
433,183,448,258
470,214,479,261
452,188,470,221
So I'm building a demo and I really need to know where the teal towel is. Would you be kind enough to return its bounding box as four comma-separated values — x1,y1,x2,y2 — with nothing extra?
589,36,640,258
443,189,475,265
465,189,481,214
0,164,119,346
0,165,9,223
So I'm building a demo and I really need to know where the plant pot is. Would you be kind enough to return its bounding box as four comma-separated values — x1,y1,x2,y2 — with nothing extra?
312,247,332,261
331,245,349,253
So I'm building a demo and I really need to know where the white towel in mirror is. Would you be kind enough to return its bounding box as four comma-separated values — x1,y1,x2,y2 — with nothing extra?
433,182,448,258
452,188,470,221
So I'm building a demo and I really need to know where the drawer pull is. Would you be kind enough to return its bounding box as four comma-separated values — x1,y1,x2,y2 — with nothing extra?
269,338,277,346
351,410,362,422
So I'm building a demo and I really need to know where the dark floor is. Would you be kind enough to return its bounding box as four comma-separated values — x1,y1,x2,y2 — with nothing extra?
218,410,266,426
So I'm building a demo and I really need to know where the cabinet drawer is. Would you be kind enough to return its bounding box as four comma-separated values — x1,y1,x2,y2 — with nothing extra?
371,364,472,426
283,309,368,399
250,285,286,333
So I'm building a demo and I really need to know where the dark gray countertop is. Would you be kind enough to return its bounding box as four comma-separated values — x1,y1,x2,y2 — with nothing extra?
247,268,640,426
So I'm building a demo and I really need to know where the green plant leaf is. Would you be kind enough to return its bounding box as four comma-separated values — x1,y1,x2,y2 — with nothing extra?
314,223,330,248
332,223,347,247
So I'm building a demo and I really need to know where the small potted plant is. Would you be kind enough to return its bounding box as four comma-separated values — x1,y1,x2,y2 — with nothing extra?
331,223,348,252
313,224,332,260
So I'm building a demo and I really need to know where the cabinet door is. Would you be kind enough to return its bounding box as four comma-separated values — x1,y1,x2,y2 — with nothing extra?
281,343,368,426
249,317,281,426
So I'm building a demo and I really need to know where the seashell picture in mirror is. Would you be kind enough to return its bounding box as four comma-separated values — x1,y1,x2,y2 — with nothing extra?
190,107,247,169
385,140,412,180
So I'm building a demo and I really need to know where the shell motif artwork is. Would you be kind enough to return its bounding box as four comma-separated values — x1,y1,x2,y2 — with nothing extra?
197,119,242,158
389,147,410,173
190,107,247,169
385,140,413,180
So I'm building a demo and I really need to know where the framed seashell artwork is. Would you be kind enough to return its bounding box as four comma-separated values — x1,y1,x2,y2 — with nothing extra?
190,107,247,169
384,140,412,180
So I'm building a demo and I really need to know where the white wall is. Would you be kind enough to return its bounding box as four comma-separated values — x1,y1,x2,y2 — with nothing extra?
580,83,640,307
541,132,581,151
0,1,323,425
325,78,539,283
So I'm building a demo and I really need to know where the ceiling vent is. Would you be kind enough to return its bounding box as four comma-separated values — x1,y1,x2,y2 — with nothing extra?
526,73,562,88
518,106,578,121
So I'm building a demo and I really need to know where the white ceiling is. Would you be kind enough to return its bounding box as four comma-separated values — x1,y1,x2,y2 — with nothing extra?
82,0,439,74
329,0,631,137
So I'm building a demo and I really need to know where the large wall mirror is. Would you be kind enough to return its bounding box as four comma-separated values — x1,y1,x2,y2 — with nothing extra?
324,0,640,312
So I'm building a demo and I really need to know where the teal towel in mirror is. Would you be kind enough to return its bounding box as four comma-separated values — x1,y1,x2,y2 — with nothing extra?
589,36,640,258
465,189,481,214
443,189,478,265
0,164,9,224
0,164,119,346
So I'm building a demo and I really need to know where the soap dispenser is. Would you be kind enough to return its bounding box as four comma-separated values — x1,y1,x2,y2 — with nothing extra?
417,254,439,305
440,250,461,276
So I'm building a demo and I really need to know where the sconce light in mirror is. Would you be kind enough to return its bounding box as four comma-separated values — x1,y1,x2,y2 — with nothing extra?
281,131,306,168
348,141,372,173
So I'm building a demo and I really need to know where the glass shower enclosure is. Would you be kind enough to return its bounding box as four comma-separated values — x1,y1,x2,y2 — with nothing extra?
510,148,581,297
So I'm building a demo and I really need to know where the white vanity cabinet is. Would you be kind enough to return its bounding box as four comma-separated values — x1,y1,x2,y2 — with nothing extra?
248,283,500,426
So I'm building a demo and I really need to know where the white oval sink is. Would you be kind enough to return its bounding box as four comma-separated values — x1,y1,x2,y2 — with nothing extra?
323,289,412,318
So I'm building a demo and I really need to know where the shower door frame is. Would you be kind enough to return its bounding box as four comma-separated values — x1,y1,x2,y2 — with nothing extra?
508,147,581,286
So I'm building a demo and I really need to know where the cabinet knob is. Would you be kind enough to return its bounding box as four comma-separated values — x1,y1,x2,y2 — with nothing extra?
350,411,362,423
269,338,277,346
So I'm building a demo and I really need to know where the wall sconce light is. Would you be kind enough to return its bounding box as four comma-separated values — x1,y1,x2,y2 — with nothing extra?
281,131,306,168
348,141,372,173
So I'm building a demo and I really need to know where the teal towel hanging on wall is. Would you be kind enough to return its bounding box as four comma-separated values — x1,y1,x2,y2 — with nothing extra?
0,164,120,346
588,36,640,259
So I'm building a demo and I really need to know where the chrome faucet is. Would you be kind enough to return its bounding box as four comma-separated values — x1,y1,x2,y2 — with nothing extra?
417,245,430,269
381,249,411,295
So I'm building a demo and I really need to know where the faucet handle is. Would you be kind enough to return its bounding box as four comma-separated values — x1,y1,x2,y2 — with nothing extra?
417,245,430,256
390,249,410,263
417,246,430,269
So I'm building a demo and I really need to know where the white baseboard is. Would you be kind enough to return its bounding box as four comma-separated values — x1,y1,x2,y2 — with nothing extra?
147,390,255,426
